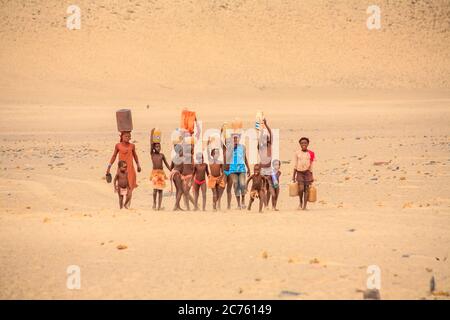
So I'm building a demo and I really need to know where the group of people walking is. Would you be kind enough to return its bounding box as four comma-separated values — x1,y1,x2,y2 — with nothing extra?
106,113,315,212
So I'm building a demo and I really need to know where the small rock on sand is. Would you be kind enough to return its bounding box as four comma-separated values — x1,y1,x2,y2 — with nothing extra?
279,290,301,297
116,244,127,250
363,289,380,300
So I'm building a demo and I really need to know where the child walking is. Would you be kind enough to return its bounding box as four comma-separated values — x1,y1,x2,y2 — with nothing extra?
192,152,209,211
246,164,269,213
208,148,225,211
150,142,170,210
113,160,130,209
292,137,315,210
266,159,281,211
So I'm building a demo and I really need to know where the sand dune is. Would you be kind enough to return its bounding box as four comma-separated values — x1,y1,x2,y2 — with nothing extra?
1,0,450,106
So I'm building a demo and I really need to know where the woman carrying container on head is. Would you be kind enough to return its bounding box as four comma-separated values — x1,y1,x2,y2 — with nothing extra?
106,131,142,209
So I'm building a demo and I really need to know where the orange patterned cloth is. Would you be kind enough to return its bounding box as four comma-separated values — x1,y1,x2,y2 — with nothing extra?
250,190,260,199
208,175,225,189
150,169,167,190
116,142,137,190
180,110,196,134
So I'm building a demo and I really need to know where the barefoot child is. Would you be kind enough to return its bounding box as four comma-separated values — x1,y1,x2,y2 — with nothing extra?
181,141,195,211
169,144,185,211
107,131,141,208
246,164,269,213
150,142,170,210
266,159,281,211
257,118,278,210
113,160,130,209
208,148,225,211
192,152,209,211
292,137,315,210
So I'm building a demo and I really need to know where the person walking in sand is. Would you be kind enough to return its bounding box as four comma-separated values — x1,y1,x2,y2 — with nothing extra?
106,131,141,208
292,137,315,210
224,133,251,209
257,118,278,210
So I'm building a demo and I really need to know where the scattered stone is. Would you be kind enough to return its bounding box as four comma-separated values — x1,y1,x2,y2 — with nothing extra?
363,289,380,300
402,202,413,209
347,228,356,232
402,254,410,258
373,161,390,166
309,258,320,264
430,276,436,293
261,251,268,259
279,290,301,297
116,244,128,250
399,176,406,180
43,217,50,223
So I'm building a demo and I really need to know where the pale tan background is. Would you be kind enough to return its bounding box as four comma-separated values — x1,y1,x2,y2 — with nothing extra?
0,0,449,299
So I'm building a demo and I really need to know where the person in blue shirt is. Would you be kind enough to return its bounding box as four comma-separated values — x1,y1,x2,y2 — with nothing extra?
224,134,251,209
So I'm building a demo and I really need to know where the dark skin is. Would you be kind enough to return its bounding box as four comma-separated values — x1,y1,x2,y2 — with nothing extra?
209,149,225,211
181,144,195,211
257,119,277,210
107,132,141,208
224,135,251,209
151,143,170,210
170,145,185,211
113,164,130,209
221,132,233,210
292,139,312,210
192,154,209,211
246,165,268,213
266,161,281,211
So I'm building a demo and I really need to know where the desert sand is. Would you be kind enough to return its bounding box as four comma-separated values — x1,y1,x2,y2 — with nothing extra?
0,1,450,299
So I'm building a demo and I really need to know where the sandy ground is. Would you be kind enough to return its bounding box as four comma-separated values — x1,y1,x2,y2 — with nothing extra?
1,97,449,299
1,1,450,299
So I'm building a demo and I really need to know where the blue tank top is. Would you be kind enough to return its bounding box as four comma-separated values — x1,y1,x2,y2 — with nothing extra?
228,144,246,173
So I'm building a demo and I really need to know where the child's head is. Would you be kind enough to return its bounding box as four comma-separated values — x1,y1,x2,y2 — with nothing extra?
174,144,183,156
195,152,204,164
118,160,127,172
253,164,261,175
299,137,309,151
232,134,240,146
272,159,281,171
211,148,220,161
121,131,131,143
152,142,161,154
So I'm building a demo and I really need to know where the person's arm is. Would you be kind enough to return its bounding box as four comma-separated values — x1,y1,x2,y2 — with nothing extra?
246,175,253,191
132,144,142,172
113,174,118,192
244,146,251,177
195,117,201,140
292,151,298,182
192,165,197,183
162,154,171,171
107,144,119,174
263,118,272,144
206,164,210,177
